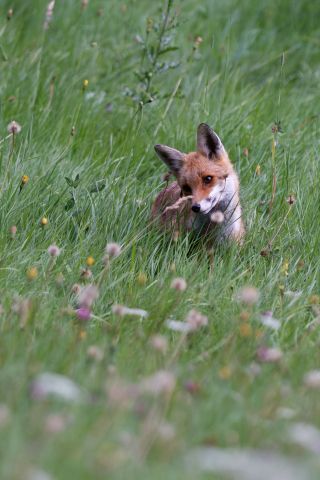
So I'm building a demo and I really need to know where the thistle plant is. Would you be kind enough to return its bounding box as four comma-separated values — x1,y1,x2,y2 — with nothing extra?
127,0,179,106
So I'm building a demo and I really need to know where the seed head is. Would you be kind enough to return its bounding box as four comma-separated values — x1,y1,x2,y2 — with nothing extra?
257,346,283,363
82,79,89,89
80,268,92,280
7,8,13,20
255,164,261,175
149,335,168,354
210,210,224,224
105,242,122,258
236,286,260,305
7,120,21,135
185,309,208,331
71,283,81,295
47,244,61,257
78,284,99,308
41,217,48,226
170,277,187,292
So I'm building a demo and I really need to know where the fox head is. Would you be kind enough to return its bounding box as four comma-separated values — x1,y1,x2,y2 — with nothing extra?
154,124,234,214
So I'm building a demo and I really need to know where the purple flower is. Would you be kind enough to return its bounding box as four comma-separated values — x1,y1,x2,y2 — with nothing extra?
76,307,91,321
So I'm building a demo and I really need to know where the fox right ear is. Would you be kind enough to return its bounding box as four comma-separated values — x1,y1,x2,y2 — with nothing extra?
154,144,184,174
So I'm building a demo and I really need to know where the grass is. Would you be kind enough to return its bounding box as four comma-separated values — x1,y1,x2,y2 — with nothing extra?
1,0,320,478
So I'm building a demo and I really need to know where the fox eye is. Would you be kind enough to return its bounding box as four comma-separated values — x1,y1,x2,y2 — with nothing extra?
182,184,192,196
203,175,213,185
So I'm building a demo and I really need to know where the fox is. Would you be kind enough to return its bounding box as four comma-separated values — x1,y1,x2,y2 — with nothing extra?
152,123,245,244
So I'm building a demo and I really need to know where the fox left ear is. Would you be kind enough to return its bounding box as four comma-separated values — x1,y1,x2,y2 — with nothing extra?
197,123,225,159
154,144,184,175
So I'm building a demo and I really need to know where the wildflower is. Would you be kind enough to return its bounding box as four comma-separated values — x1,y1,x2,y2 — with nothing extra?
82,79,89,90
137,272,147,286
87,345,104,361
236,286,260,305
71,126,76,136
27,267,38,281
44,0,55,30
7,8,13,20
47,244,61,257
281,259,289,276
260,311,281,331
149,335,168,354
186,309,208,331
210,211,224,224
140,370,176,396
21,175,29,186
80,268,92,280
75,307,91,321
304,370,320,389
78,284,99,308
112,304,148,318
10,225,17,238
105,242,122,259
255,164,261,175
171,277,187,292
81,0,89,8
41,217,48,226
286,194,296,205
86,256,95,267
7,120,21,135
257,346,283,363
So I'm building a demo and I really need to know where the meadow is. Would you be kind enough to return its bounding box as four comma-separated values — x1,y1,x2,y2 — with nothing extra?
1,0,320,478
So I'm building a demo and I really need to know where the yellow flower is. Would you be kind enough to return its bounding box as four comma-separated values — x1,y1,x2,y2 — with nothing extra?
255,164,261,175
41,217,48,226
218,366,232,380
82,79,89,89
21,175,29,185
86,256,95,267
27,266,38,280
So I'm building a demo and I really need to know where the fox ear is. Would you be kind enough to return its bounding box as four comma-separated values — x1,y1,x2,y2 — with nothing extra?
197,123,225,159
154,144,184,174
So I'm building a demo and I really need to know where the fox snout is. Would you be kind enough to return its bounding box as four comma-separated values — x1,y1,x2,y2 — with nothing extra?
191,203,201,213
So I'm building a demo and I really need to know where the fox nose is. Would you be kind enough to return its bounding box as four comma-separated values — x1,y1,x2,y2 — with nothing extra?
191,203,201,213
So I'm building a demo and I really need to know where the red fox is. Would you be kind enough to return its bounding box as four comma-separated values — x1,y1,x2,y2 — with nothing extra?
152,123,244,243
